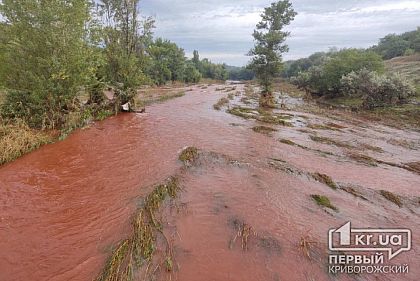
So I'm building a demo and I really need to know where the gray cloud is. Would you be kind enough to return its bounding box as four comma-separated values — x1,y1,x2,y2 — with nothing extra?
140,0,420,66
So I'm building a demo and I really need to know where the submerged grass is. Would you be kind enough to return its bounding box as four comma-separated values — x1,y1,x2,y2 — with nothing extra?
279,139,296,146
252,126,277,135
380,190,403,207
347,152,378,166
213,97,229,110
311,173,338,190
227,106,293,126
97,176,180,281
311,195,338,211
137,91,185,107
405,161,420,175
0,120,54,165
309,135,353,149
229,218,257,251
179,147,199,165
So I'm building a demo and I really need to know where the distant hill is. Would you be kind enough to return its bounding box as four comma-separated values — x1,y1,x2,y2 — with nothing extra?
385,54,420,85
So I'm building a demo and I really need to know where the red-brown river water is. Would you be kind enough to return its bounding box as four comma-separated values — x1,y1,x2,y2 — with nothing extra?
0,84,419,281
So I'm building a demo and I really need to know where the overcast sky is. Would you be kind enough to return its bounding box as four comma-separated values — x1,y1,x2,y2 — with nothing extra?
140,0,420,66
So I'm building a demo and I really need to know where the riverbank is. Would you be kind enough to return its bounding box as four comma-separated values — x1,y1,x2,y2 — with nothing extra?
0,83,206,166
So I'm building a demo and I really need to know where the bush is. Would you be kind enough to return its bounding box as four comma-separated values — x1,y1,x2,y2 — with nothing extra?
341,70,416,109
184,64,202,83
292,49,384,97
0,90,64,129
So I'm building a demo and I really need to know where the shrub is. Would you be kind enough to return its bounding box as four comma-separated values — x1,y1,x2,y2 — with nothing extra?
292,49,384,97
341,70,416,109
0,90,65,129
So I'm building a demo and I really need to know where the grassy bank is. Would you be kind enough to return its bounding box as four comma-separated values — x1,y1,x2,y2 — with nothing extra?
0,120,55,165
0,84,198,166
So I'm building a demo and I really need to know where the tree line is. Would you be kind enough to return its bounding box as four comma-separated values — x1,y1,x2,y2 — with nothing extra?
0,0,228,129
279,28,419,109
282,28,420,79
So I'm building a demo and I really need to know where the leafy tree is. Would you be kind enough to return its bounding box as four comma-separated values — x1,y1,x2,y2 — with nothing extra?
0,0,98,128
189,50,228,81
98,0,153,89
147,38,186,85
374,34,410,59
293,49,384,97
228,66,255,81
184,63,202,83
248,0,297,106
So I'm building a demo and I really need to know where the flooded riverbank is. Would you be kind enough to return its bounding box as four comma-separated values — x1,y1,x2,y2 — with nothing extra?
1,84,419,280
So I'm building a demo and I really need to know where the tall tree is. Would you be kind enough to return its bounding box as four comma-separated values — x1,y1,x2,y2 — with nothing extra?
248,0,296,107
97,0,154,89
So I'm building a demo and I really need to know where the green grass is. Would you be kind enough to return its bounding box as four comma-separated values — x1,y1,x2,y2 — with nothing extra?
311,194,338,211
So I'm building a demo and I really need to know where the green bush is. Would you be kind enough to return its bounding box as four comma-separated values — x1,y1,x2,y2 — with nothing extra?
1,90,64,129
184,64,202,83
292,49,384,97
341,70,416,109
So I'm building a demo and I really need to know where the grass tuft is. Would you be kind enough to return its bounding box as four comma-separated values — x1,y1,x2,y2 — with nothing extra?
311,173,338,190
380,190,403,207
179,147,199,165
311,194,338,211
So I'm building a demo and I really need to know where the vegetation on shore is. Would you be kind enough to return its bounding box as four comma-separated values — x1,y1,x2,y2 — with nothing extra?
0,120,54,165
0,0,228,165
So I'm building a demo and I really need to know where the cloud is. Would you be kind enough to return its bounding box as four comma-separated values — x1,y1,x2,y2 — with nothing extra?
140,0,420,66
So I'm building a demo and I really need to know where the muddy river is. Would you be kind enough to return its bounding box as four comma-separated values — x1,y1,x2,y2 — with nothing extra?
1,84,419,281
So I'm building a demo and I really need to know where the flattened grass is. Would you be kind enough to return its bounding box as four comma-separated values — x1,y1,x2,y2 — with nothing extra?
0,120,54,165
311,195,338,211
97,177,180,281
